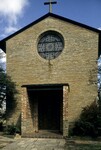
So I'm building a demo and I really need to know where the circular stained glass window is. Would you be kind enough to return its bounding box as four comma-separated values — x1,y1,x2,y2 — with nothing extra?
37,31,64,60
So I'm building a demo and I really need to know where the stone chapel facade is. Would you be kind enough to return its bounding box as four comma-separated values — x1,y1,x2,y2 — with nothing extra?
0,13,101,137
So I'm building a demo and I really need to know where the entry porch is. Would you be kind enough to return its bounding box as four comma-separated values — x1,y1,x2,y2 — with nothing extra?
21,84,69,137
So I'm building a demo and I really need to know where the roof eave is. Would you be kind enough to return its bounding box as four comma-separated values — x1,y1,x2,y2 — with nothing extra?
0,12,101,53
0,13,100,42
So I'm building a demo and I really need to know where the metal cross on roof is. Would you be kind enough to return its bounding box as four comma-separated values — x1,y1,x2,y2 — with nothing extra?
44,0,57,13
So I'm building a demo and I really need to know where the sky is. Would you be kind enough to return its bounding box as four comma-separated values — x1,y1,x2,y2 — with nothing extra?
0,0,101,40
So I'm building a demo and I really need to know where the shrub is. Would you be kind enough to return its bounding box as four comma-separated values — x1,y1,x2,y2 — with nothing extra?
0,118,6,132
0,121,3,131
71,101,101,138
5,123,21,135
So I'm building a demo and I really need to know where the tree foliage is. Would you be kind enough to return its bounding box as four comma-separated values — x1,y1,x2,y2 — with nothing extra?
98,57,101,93
0,68,6,109
98,56,101,109
0,68,18,117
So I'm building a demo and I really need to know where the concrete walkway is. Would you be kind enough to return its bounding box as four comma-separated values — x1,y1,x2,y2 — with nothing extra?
0,135,15,149
1,135,101,150
0,136,66,150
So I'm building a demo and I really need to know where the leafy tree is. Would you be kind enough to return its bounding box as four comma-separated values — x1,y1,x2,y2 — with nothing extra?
0,68,18,118
0,68,6,110
98,56,101,108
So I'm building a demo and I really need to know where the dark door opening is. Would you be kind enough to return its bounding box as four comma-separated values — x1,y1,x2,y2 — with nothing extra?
38,89,62,131
28,86,63,132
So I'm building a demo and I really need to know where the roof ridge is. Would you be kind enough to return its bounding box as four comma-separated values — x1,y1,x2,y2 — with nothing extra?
0,13,100,43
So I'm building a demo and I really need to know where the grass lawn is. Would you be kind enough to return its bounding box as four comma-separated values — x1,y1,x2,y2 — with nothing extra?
65,136,101,150
66,144,101,150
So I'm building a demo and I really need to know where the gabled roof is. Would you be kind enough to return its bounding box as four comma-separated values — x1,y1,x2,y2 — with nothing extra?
0,13,101,53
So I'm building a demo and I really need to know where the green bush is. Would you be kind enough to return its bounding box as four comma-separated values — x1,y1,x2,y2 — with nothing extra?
71,101,101,138
5,123,20,135
0,119,6,132
0,121,3,131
